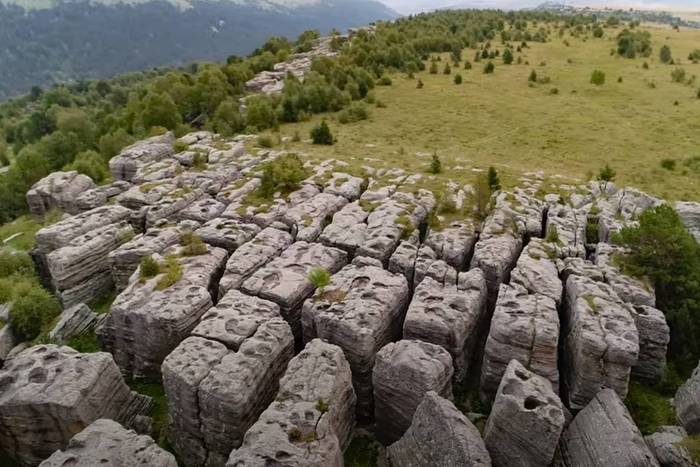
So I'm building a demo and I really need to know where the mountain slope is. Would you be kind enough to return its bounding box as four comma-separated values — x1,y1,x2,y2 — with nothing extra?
0,0,397,99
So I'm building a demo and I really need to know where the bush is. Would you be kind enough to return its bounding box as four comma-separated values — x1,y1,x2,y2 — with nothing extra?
257,135,274,148
311,121,334,145
487,166,501,192
503,48,513,65
484,61,495,74
416,79,424,89
661,159,676,171
429,153,442,174
616,29,652,58
9,284,60,341
597,164,616,182
643,61,650,69
593,26,604,38
625,382,677,435
0,249,34,278
463,61,472,70
258,153,308,198
139,255,160,280
338,103,370,124
377,76,392,86
671,67,687,83
180,232,208,256
660,45,673,64
529,70,538,83
454,74,463,85
590,70,606,86
65,150,109,183
443,63,451,75
429,62,439,74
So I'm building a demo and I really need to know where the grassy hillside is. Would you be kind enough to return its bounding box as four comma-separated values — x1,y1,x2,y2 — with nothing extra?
277,24,700,201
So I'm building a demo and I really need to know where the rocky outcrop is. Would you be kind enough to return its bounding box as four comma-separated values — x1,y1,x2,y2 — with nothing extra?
39,419,177,467
319,201,369,256
73,181,131,212
109,132,175,182
195,218,260,254
241,241,347,339
413,244,458,288
175,196,226,223
562,269,639,409
218,227,293,298
560,388,660,467
47,303,100,343
510,239,563,304
403,270,487,382
630,305,670,383
163,318,294,467
425,221,478,269
545,203,587,259
594,242,656,307
470,228,522,305
388,238,419,285
484,360,565,467
676,201,700,244
0,345,151,466
227,339,356,467
675,362,700,435
26,171,95,216
302,259,410,420
101,245,228,380
387,391,491,467
372,340,453,445
283,192,348,242
481,283,560,401
645,426,697,467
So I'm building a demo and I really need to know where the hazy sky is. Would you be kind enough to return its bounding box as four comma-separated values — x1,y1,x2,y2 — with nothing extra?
380,0,700,14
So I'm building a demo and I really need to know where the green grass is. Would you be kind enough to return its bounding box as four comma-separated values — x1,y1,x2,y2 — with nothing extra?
343,433,381,467
88,289,117,314
154,256,183,291
625,381,677,435
278,24,700,202
0,211,61,251
129,382,169,446
678,435,700,462
66,331,102,353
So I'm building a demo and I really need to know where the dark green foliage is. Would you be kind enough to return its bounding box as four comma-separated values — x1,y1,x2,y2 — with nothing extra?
502,48,513,65
593,26,604,38
338,103,370,124
616,29,652,58
344,434,381,467
311,121,334,145
65,150,109,183
443,63,452,75
416,79,424,89
454,74,463,85
430,153,442,174
597,164,616,182
660,45,673,64
257,135,274,148
590,69,606,86
487,166,501,191
615,205,700,364
208,99,245,136
140,91,182,131
9,283,60,341
529,69,538,82
66,331,102,353
671,67,687,84
464,61,472,70
0,249,34,279
625,381,677,435
661,158,676,171
139,255,160,280
484,61,495,74
429,62,439,74
99,128,135,161
258,154,308,199
377,76,392,86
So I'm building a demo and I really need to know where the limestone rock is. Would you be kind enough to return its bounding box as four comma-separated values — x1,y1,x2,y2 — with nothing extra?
470,233,522,303
48,303,99,343
74,180,131,211
301,262,410,420
195,218,261,254
413,244,458,288
387,239,419,286
560,388,660,467
563,272,639,409
511,239,563,305
480,283,560,401
373,340,453,445
484,360,565,467
218,227,293,298
0,324,18,363
322,172,365,200
227,339,356,467
175,195,226,223
102,245,227,379
645,426,697,467
675,362,700,435
319,201,369,256
545,203,588,259
594,242,656,307
403,270,487,382
0,345,151,466
109,132,175,181
630,305,670,383
387,391,491,467
241,241,347,339
282,193,348,242
26,171,96,216
676,201,700,244
145,187,205,228
425,221,477,270
39,419,176,467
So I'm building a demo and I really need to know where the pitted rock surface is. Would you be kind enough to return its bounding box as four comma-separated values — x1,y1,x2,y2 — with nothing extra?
645,426,697,467
195,218,261,254
26,171,96,216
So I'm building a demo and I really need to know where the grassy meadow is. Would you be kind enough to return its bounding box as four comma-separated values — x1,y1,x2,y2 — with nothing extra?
276,24,700,201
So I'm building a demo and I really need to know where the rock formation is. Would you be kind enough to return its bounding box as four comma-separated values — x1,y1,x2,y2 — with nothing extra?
675,362,700,435
26,171,96,216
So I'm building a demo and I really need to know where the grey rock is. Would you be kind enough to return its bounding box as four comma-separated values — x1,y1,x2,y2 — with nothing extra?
545,203,588,259
102,245,228,379
218,227,293,298
675,362,700,435
373,340,453,445
0,324,17,362
387,391,491,467
481,283,560,401
388,239,419,286
302,262,409,420
175,196,226,223
645,426,697,467
109,132,175,181
484,360,565,467
563,272,639,409
48,303,99,344
217,178,260,206
26,171,96,216
322,172,365,200
227,339,356,467
145,187,205,228
425,221,477,269
403,270,487,382
283,193,348,242
560,388,660,467
241,241,347,339
319,201,369,256
470,233,522,303
630,305,670,383
413,244,458,288
594,242,656,307
510,239,563,305
74,181,131,211
195,218,261,254
132,159,182,185
676,201,700,244
39,419,177,467
0,345,150,466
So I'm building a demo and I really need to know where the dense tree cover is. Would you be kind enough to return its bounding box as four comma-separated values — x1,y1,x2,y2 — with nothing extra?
0,9,587,223
616,29,652,58
615,205,700,369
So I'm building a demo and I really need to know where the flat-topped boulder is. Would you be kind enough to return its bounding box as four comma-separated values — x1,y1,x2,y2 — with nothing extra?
484,360,565,467
413,244,458,288
630,305,670,383
676,201,700,244
109,132,175,181
283,192,348,242
373,339,453,445
0,345,151,466
227,339,356,467
144,186,205,228
102,244,228,379
47,303,100,344
322,172,365,200
470,232,523,303
510,239,563,305
174,195,226,223
481,283,560,401
675,362,700,435
319,201,369,256
218,227,293,298
163,319,294,467
403,270,487,382
593,242,656,307
425,221,478,270
241,241,347,338
226,184,320,229
74,180,131,211
26,171,96,216
39,419,176,467
387,391,491,467
302,259,409,420
563,271,639,409
387,238,419,286
560,388,660,467
645,426,696,467
195,217,261,253
545,203,588,258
